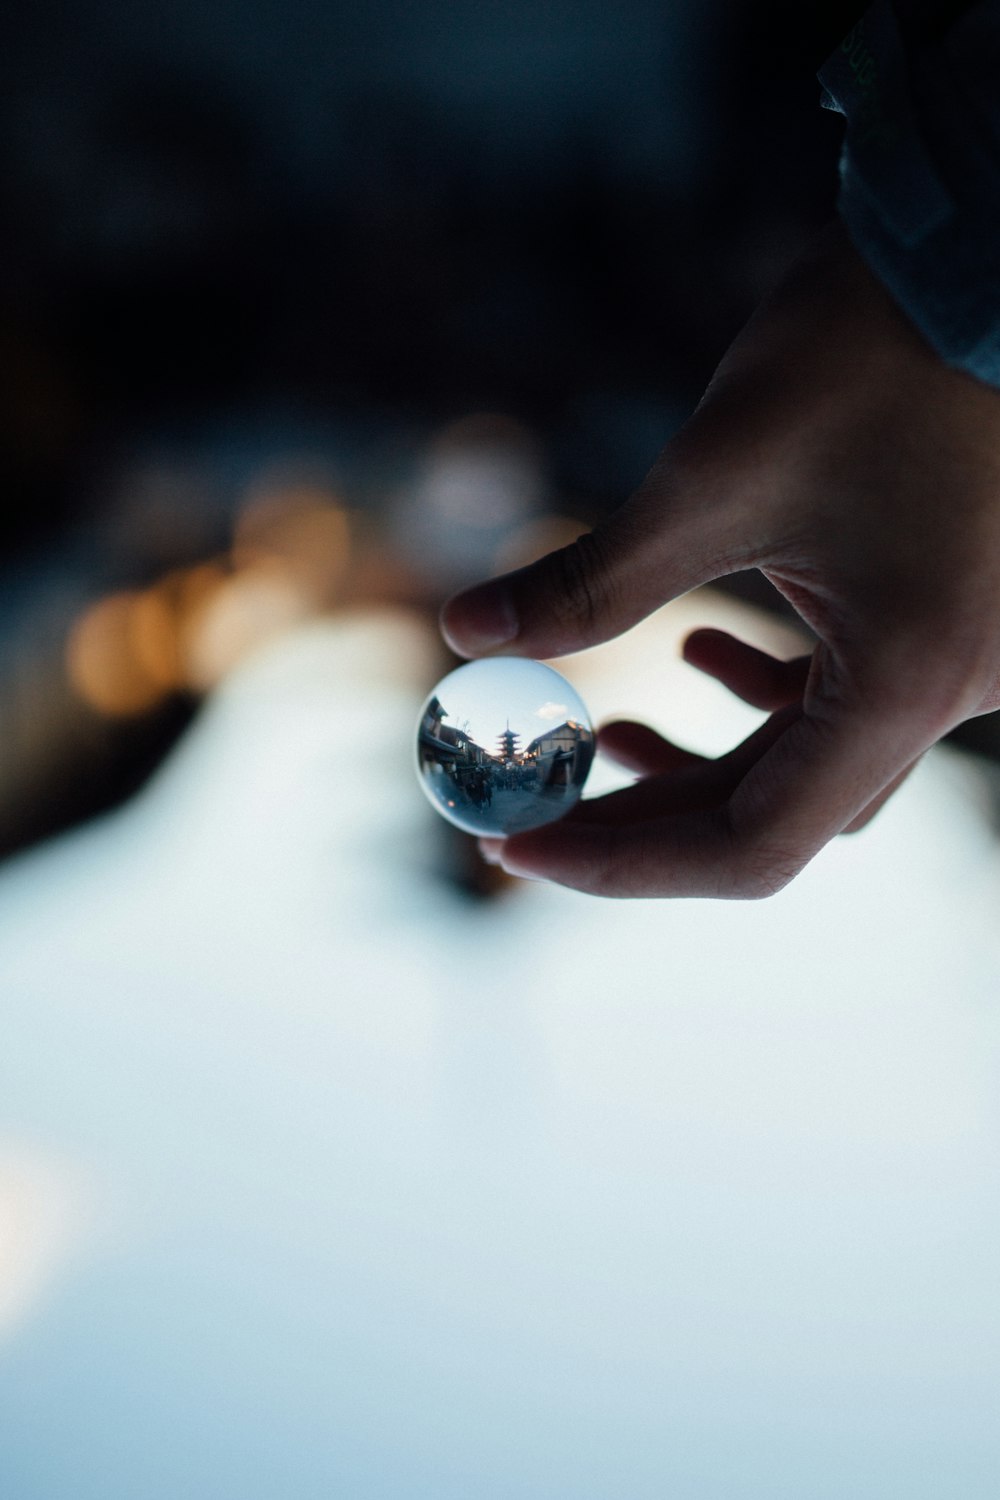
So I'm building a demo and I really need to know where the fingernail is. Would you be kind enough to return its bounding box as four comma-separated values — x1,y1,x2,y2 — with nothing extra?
478,838,504,866
441,582,518,655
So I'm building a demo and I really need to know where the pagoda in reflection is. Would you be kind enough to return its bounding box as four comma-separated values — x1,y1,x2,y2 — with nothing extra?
495,724,521,764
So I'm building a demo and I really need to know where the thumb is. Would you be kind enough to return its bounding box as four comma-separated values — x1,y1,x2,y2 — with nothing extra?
439,470,741,660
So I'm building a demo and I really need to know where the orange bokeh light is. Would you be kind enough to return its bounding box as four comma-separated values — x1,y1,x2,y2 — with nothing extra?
232,481,350,606
67,592,175,718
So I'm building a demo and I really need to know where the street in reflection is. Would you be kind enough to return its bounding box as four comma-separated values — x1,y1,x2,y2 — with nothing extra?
416,658,594,836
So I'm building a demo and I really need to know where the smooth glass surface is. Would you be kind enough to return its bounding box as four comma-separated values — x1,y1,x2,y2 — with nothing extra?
416,658,594,835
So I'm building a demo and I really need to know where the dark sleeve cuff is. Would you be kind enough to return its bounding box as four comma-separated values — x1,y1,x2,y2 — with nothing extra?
819,0,1000,387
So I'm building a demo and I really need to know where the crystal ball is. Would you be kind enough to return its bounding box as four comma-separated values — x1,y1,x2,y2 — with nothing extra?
416,658,595,837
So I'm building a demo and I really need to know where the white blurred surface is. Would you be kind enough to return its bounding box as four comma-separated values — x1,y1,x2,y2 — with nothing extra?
0,603,998,1500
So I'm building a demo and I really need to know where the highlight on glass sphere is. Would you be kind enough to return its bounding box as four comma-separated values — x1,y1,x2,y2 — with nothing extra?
416,658,595,837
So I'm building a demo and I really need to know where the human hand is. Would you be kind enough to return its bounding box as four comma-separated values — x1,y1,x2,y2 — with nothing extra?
440,222,1000,897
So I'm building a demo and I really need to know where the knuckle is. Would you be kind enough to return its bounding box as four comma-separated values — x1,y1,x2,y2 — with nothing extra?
916,659,990,733
866,614,995,732
868,663,970,743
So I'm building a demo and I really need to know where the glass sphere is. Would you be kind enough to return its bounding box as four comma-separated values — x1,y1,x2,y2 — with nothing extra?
416,658,595,837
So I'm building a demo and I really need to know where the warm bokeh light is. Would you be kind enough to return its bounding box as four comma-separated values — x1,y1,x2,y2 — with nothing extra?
491,513,588,574
64,479,354,719
67,565,237,716
170,560,230,630
67,591,176,718
127,587,182,694
180,564,313,692
232,479,351,606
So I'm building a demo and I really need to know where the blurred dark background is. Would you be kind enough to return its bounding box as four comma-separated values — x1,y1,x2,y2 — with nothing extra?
16,0,989,866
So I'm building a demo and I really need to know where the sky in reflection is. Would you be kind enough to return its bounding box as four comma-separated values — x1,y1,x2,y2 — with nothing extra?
419,657,590,753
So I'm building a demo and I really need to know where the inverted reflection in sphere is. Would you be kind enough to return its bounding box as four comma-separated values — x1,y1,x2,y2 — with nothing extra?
416,658,595,836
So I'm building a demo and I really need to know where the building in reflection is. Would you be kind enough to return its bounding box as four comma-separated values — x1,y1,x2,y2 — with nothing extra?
419,697,490,770
524,719,594,788
418,696,495,808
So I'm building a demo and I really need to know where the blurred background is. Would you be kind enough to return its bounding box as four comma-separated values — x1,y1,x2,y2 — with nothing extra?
3,3,1000,1498
1,0,865,859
